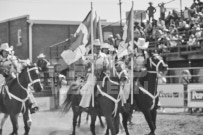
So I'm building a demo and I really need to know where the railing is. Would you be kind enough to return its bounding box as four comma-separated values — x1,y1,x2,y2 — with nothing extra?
147,29,203,56
161,67,203,84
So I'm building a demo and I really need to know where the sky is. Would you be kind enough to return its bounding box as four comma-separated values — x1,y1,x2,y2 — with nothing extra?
0,0,193,22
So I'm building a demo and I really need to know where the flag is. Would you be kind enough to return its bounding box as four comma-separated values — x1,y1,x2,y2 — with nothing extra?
117,7,133,59
61,11,92,65
85,13,103,54
97,17,103,43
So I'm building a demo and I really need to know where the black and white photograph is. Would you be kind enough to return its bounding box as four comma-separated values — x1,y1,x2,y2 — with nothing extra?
0,0,203,135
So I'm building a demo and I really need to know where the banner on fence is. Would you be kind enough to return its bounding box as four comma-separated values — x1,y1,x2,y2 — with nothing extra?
187,84,203,108
157,84,184,107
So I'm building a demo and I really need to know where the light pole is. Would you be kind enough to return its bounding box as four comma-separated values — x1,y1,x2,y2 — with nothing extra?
119,0,122,34
180,0,183,18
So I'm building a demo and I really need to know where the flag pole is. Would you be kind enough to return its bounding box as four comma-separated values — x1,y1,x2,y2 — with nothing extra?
91,2,95,107
130,1,134,105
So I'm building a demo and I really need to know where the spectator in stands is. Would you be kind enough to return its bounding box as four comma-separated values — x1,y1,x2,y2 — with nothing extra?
197,0,203,12
191,0,197,9
184,7,192,20
187,34,197,47
146,2,156,22
134,22,142,41
36,53,50,86
179,69,191,84
158,2,166,20
157,18,166,31
145,20,153,36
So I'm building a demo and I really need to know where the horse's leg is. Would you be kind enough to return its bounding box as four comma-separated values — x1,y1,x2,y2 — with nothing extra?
23,109,31,135
72,109,79,135
114,113,120,134
97,114,104,128
121,111,130,135
90,111,96,135
105,115,116,135
77,112,81,127
142,110,156,135
86,113,89,123
9,114,19,135
0,113,9,135
150,108,157,129
105,126,109,135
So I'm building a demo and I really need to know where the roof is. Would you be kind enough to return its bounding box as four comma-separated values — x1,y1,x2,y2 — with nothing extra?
0,15,123,27
0,15,29,24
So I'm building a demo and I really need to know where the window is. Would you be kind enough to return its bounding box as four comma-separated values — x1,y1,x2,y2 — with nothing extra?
17,29,22,46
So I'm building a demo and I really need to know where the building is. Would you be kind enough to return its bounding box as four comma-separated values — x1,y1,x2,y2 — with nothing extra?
0,15,121,63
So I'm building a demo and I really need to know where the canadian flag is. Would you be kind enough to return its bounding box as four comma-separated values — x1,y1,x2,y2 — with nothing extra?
61,11,92,65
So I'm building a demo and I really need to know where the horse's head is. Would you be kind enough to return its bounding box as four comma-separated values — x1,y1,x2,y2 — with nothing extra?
114,61,128,83
147,53,168,74
21,65,43,92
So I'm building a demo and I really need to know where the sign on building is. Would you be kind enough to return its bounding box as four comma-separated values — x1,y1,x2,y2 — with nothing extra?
157,84,184,107
126,10,146,22
188,84,203,108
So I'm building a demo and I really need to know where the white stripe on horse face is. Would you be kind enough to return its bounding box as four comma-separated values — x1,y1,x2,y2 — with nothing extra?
35,69,39,74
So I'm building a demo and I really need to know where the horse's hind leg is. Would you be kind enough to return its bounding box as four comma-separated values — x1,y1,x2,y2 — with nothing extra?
122,111,130,135
105,115,116,135
90,111,96,135
86,113,89,122
0,113,9,135
105,126,109,135
9,114,19,135
97,114,104,128
72,110,79,135
77,112,82,127
150,108,157,129
142,110,156,135
114,113,120,134
23,110,31,135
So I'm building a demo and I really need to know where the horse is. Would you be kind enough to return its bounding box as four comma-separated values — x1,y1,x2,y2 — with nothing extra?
62,65,128,135
0,65,42,135
61,83,105,135
121,53,168,135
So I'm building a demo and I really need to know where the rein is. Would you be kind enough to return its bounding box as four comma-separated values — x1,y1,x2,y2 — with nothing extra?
98,73,126,117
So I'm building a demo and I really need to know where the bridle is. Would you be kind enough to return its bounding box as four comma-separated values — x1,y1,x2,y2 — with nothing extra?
148,54,167,75
17,66,42,91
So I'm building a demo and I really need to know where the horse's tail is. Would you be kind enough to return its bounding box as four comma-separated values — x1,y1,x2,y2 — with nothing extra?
61,83,80,113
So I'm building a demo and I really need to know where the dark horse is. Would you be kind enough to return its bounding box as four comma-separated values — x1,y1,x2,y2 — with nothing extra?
122,53,168,135
62,66,127,135
0,65,42,135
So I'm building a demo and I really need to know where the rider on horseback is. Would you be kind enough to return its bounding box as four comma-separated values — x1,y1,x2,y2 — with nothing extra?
79,39,109,109
0,43,38,114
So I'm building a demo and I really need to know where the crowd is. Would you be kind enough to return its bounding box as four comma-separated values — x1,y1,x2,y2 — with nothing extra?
105,0,203,54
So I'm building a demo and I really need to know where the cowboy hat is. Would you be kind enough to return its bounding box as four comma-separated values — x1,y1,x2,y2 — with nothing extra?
93,39,101,46
0,43,13,52
109,45,115,51
135,38,149,50
37,53,46,58
101,43,110,49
